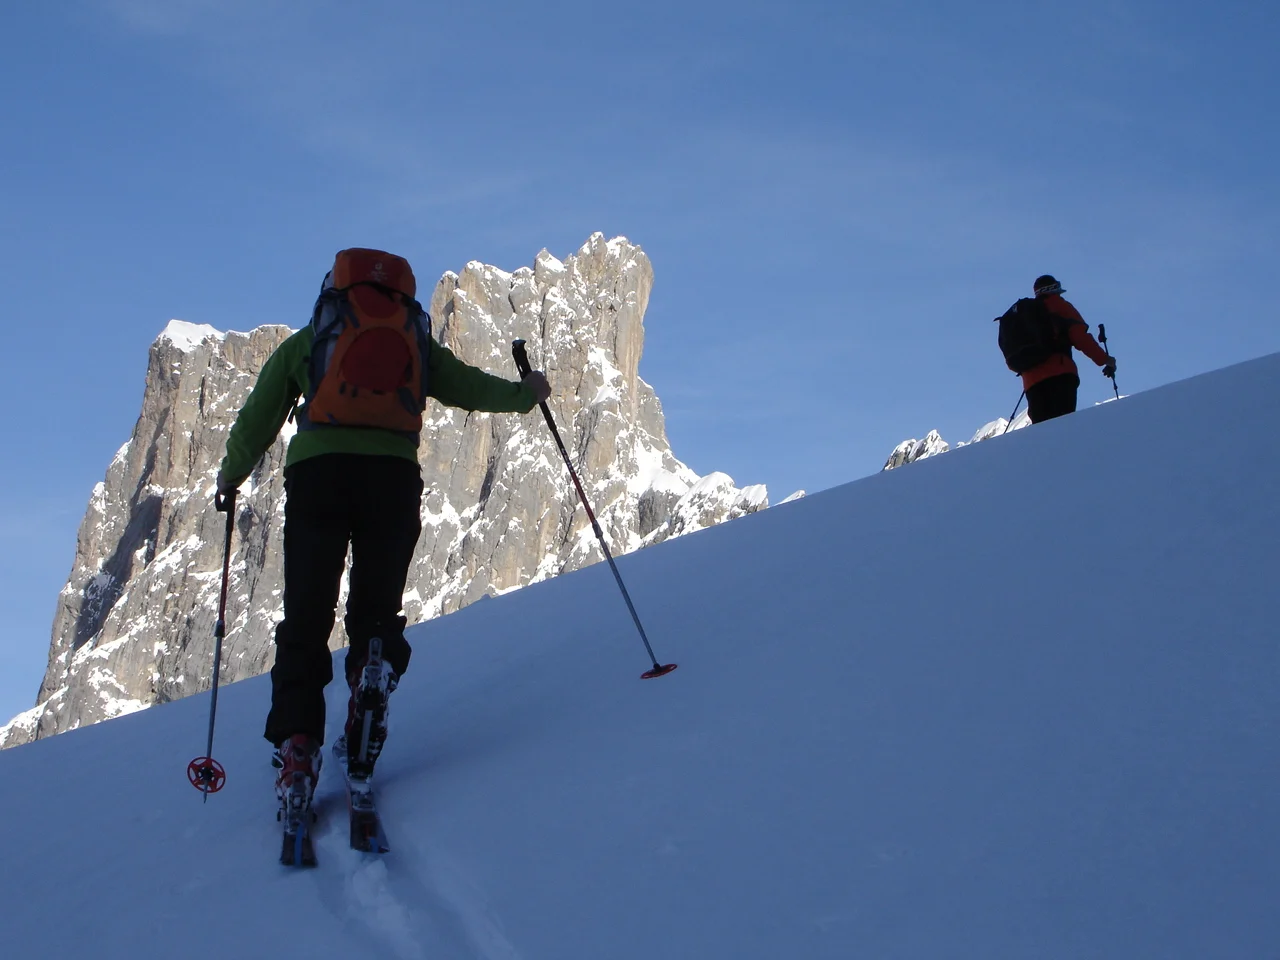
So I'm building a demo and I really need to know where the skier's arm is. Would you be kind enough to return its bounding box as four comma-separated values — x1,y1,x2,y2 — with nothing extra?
427,340,540,413
220,332,308,484
1067,323,1111,367
1049,298,1111,367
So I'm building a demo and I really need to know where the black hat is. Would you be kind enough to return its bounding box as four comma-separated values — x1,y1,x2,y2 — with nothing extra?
1034,275,1064,296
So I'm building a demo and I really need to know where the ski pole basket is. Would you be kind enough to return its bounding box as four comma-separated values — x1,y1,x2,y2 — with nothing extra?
187,757,227,794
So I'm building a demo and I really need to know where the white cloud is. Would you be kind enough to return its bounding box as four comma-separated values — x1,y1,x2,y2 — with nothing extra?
102,0,238,36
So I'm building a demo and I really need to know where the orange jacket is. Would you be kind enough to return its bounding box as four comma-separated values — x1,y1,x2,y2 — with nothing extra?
1021,294,1111,390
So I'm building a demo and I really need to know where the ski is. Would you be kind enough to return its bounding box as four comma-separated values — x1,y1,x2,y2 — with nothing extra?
334,736,390,853
347,777,390,854
281,821,318,867
277,770,319,867
334,636,394,854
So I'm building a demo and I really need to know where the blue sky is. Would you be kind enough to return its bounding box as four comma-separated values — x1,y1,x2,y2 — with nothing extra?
2,0,1277,724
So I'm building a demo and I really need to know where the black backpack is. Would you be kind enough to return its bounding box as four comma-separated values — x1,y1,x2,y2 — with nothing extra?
996,298,1068,374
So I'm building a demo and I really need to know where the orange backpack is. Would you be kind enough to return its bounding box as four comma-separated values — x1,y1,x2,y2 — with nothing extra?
302,248,433,436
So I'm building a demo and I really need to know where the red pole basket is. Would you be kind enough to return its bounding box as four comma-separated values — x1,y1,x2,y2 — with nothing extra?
187,756,227,794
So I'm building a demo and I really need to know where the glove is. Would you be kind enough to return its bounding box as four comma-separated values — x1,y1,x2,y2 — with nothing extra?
521,370,551,405
214,469,240,512
1102,358,1117,379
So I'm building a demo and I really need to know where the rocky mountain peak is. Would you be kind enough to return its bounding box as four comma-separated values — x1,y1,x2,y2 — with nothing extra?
882,412,1033,471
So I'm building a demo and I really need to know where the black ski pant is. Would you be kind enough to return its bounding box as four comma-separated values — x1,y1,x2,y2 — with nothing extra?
264,453,423,746
1026,373,1080,424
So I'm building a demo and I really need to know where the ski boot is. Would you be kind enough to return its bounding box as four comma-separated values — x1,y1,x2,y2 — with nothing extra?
334,637,398,784
333,638,397,852
273,733,321,866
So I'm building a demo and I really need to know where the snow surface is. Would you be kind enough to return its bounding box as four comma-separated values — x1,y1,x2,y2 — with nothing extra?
1,354,1278,958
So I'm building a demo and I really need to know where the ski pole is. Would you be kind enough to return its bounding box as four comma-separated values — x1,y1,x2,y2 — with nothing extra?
1001,392,1026,436
512,340,676,680
1098,324,1120,399
187,489,235,799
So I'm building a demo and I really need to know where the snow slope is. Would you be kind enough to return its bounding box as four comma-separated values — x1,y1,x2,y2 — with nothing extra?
1,353,1277,959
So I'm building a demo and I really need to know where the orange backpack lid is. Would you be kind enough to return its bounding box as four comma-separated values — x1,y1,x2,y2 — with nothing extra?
331,248,416,299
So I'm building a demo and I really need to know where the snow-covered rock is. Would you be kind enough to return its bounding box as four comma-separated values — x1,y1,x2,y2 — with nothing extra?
882,412,1032,471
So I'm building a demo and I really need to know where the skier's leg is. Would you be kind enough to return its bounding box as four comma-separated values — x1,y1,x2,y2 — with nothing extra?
1026,378,1052,424
264,456,354,747
1060,374,1080,416
340,456,423,776
344,456,424,682
1027,374,1078,424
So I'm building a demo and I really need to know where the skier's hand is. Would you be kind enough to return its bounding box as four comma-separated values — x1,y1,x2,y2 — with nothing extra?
215,469,240,512
1102,358,1117,379
522,371,551,405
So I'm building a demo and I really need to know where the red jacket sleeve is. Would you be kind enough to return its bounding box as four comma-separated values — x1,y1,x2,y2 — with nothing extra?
1046,296,1110,367
1068,324,1111,367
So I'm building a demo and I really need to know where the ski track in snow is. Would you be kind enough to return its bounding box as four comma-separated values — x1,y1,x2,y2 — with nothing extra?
343,857,427,960
422,850,523,960
306,781,521,960
307,788,437,959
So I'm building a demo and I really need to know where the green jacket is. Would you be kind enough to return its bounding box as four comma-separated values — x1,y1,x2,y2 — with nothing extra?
220,327,538,484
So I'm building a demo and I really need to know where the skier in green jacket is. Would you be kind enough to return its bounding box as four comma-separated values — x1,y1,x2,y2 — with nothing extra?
216,248,550,822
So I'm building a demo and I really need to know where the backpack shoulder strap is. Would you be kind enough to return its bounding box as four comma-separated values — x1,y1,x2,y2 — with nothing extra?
1033,297,1075,351
309,287,346,328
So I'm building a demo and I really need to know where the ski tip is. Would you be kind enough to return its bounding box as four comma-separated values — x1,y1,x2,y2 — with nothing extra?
281,835,318,867
350,820,390,854
640,663,678,680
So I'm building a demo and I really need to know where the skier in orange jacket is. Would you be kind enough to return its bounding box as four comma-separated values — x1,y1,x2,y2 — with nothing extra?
1021,275,1116,423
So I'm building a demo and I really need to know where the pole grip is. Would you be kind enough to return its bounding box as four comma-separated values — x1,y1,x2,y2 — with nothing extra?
1096,323,1120,396
512,339,533,379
